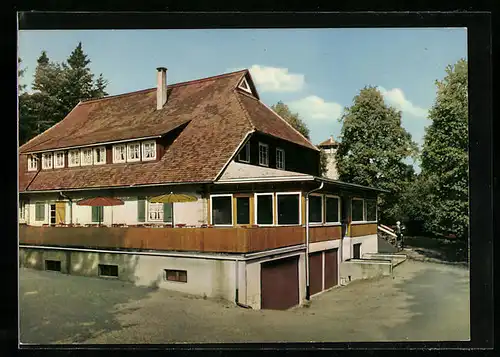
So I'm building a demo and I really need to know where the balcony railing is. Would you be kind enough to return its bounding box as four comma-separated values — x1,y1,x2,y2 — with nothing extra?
19,224,345,254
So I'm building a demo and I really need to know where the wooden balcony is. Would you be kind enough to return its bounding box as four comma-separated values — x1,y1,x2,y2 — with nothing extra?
18,224,344,254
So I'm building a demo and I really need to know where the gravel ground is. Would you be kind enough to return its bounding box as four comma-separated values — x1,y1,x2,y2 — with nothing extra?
20,259,469,344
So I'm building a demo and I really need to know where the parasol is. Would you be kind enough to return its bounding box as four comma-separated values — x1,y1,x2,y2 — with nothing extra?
76,197,124,226
149,192,197,227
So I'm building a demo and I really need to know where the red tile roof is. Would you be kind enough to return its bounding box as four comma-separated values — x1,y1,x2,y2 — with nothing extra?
19,69,318,192
318,136,339,147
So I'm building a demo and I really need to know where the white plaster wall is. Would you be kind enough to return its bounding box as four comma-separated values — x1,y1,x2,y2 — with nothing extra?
309,239,340,253
26,193,59,226
351,234,378,256
132,255,236,300
342,237,352,260
172,193,206,226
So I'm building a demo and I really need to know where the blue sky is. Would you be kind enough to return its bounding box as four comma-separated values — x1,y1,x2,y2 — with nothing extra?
18,29,467,171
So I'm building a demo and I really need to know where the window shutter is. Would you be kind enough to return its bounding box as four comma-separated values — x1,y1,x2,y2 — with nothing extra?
137,198,146,222
163,203,172,223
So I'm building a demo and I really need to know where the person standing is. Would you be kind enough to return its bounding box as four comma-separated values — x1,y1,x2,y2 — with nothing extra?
395,221,402,249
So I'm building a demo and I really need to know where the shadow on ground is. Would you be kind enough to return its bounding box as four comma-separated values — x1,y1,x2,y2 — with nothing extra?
403,236,468,264
19,268,157,344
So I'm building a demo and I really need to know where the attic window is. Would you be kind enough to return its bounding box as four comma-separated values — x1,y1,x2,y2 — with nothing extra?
81,148,93,166
94,147,106,165
54,151,65,169
238,78,252,94
113,144,126,163
28,155,38,171
42,153,53,170
142,141,156,161
69,150,80,167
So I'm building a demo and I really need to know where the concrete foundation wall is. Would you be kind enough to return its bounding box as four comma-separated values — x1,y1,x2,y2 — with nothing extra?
339,259,392,283
309,239,340,253
349,234,378,258
20,247,236,301
363,253,407,266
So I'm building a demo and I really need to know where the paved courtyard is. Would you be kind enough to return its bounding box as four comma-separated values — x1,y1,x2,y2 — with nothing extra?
19,259,470,344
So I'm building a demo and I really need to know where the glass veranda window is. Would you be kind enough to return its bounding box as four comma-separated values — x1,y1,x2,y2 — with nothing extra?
212,196,232,225
256,194,273,225
325,196,339,223
352,199,364,222
277,194,300,225
309,195,323,223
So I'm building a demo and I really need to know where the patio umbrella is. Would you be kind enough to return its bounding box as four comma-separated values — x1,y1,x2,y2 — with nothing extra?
76,197,124,226
149,193,197,227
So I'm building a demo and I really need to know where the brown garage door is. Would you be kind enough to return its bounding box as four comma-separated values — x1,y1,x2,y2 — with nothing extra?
324,249,338,289
309,252,323,296
261,256,299,310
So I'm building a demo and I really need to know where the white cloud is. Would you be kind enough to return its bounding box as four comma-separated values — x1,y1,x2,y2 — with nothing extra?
287,95,343,121
378,86,428,117
247,65,305,92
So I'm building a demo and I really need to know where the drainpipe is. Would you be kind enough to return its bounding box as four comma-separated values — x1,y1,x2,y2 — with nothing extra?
305,181,324,300
59,191,72,224
234,258,252,309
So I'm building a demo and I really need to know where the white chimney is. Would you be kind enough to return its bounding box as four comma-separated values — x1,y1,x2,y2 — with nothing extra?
156,67,167,110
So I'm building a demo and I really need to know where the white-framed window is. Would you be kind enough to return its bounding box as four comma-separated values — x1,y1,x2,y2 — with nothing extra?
19,201,26,221
42,153,53,170
210,194,233,226
142,140,156,161
325,195,340,224
27,155,38,171
238,142,250,163
81,148,93,166
113,144,127,163
238,77,252,94
308,194,323,224
351,198,365,222
258,142,269,167
276,148,285,170
254,193,274,226
54,151,65,169
148,202,164,221
127,143,141,162
35,201,45,221
93,146,106,165
276,192,302,226
68,150,80,167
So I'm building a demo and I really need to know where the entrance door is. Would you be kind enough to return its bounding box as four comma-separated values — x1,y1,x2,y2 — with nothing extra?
49,204,56,226
353,243,361,259
55,202,66,225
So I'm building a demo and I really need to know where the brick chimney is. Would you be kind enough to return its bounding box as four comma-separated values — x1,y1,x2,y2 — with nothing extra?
156,67,167,110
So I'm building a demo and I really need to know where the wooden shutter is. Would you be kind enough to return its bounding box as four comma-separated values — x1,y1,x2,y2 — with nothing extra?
163,203,172,222
137,198,146,222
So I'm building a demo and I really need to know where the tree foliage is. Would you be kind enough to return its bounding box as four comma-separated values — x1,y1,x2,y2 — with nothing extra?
271,101,328,176
336,86,418,223
18,43,108,146
271,101,311,139
419,59,468,240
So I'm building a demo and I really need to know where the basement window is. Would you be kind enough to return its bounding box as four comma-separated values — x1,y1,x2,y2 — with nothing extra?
45,260,61,272
98,264,119,278
164,269,187,283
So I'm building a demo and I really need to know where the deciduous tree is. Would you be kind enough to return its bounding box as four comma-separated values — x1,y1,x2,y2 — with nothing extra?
336,86,418,223
420,58,468,240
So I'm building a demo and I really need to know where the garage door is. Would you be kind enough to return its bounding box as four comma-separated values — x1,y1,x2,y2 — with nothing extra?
309,252,323,296
324,249,338,289
261,255,299,310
